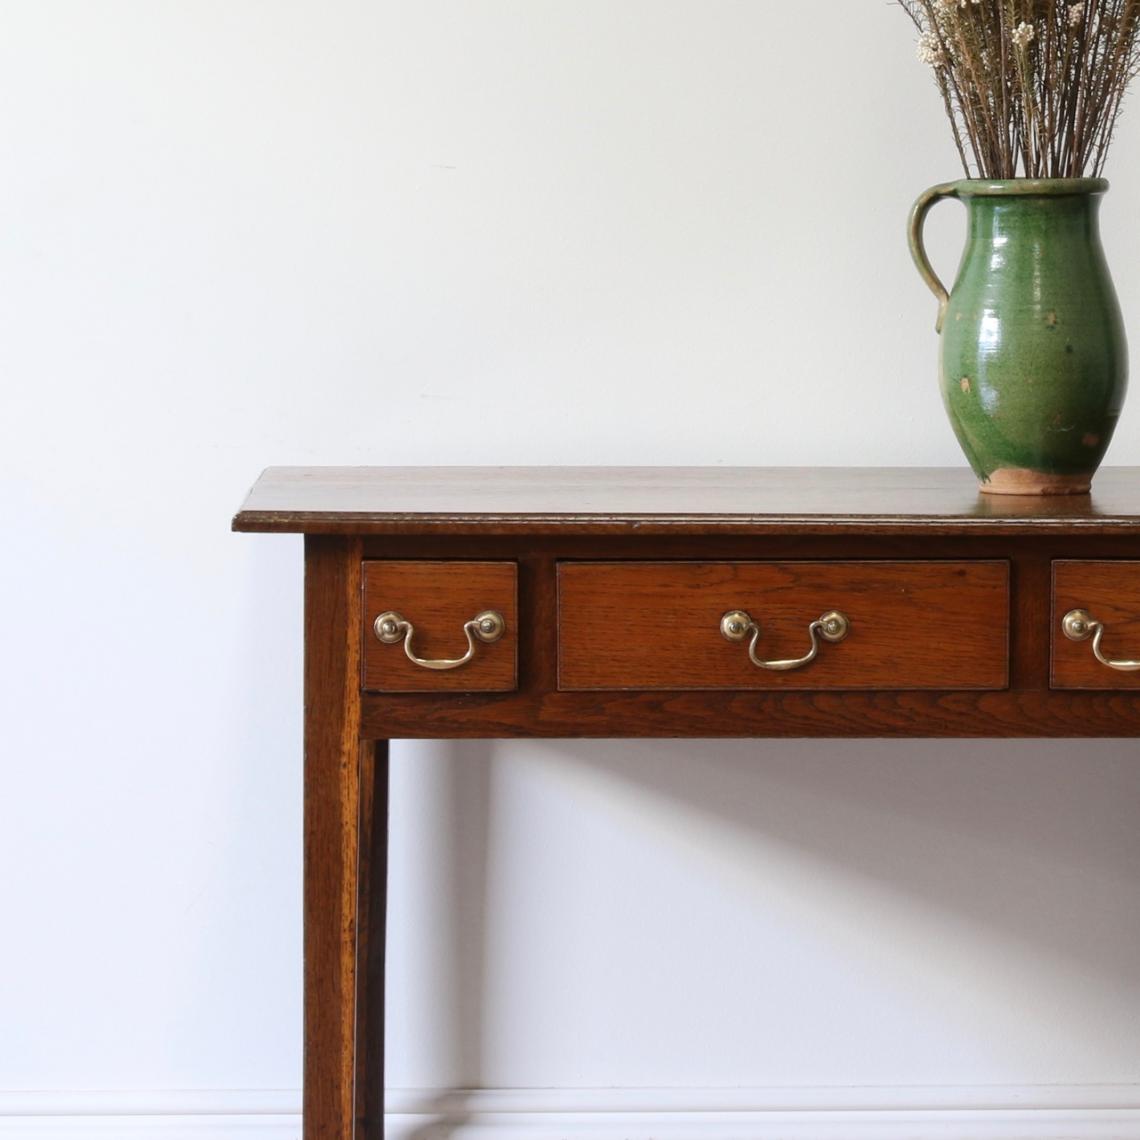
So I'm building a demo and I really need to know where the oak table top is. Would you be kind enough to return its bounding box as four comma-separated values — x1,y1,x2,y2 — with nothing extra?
233,465,1140,536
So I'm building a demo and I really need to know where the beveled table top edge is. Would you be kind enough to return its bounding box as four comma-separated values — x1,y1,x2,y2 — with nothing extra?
232,465,1140,535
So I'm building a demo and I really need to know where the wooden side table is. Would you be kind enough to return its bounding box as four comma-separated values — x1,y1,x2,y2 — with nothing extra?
233,466,1140,1140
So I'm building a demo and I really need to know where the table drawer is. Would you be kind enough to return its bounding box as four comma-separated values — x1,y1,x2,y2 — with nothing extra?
362,561,517,692
557,561,1009,691
1053,561,1140,690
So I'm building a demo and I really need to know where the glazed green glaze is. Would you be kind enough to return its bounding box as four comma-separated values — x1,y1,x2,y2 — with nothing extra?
909,179,1128,494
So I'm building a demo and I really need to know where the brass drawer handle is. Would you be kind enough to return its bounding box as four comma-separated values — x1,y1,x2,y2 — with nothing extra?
1062,610,1140,673
720,609,850,672
373,609,505,671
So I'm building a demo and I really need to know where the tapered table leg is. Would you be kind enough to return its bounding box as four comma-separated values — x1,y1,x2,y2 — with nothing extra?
355,741,389,1138
303,535,369,1140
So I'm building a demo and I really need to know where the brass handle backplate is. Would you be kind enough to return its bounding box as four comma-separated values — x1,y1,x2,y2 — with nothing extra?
1061,609,1140,672
720,609,850,672
374,609,505,671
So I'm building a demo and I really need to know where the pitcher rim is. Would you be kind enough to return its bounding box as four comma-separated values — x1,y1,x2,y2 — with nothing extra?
952,177,1109,198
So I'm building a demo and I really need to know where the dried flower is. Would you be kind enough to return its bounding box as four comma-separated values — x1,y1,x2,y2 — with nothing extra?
917,29,948,66
1011,20,1037,48
897,0,1140,178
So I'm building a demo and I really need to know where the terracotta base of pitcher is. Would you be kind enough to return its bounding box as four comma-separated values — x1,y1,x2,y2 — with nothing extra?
980,468,1092,496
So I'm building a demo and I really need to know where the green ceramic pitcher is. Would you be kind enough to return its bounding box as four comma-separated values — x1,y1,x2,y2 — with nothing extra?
909,178,1128,495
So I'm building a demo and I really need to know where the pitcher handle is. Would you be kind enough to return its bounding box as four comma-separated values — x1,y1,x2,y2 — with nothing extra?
908,182,960,334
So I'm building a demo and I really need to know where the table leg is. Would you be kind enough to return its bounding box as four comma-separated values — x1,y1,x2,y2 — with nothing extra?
303,536,371,1140
355,740,389,1138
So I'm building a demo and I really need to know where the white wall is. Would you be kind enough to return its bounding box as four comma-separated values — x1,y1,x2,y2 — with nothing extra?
2,1,1140,1135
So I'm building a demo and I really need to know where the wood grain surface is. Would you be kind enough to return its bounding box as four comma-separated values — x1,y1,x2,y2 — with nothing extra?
1053,560,1140,689
233,466,1140,536
354,741,387,1140
303,537,367,1140
359,687,1140,738
361,561,517,693
558,561,1009,691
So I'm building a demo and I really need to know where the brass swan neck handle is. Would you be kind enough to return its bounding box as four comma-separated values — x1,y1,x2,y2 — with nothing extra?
1062,610,1140,673
374,610,505,671
720,609,850,673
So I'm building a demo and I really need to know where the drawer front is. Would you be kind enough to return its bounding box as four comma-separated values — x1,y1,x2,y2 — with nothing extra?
558,561,1009,691
362,561,517,693
1052,561,1140,690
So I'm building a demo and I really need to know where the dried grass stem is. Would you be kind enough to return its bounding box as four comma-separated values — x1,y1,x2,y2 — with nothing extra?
900,0,1140,178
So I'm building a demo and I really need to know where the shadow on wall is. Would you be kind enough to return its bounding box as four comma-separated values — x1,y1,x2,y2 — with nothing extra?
572,738,1140,982
393,737,1140,1135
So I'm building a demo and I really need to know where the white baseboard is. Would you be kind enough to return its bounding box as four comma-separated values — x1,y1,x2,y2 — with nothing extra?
387,1086,1140,1139
0,1090,300,1139
0,1120,299,1139
4,1086,1140,1140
